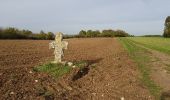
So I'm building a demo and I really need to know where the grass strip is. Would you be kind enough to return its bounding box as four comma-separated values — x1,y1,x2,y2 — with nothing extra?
119,38,161,98
127,37,170,55
33,63,71,78
33,61,88,79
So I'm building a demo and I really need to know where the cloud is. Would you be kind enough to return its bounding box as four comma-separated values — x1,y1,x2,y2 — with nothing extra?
0,0,170,35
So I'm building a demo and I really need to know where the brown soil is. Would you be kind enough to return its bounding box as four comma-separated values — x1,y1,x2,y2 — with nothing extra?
0,38,153,100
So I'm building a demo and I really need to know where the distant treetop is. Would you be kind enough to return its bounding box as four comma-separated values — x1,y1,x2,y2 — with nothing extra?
163,16,170,37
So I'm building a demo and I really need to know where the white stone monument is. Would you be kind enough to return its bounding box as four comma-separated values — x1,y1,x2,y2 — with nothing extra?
49,32,68,63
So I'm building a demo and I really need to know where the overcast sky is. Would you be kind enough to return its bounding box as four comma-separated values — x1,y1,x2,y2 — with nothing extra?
0,0,170,35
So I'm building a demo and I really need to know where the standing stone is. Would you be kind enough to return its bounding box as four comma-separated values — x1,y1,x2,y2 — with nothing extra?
49,32,68,63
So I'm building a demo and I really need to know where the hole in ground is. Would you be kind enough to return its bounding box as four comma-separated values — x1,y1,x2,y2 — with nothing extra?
72,67,89,81
161,90,170,100
72,58,103,81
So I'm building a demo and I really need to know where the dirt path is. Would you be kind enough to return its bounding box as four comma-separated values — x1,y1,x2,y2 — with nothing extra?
133,42,170,92
0,38,153,100
146,48,170,92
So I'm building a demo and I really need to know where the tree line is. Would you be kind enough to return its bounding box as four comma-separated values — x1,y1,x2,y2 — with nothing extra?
0,27,55,40
78,29,131,37
0,27,131,39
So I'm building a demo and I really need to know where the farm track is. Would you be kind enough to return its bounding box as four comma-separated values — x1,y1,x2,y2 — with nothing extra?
129,40,170,92
0,38,153,100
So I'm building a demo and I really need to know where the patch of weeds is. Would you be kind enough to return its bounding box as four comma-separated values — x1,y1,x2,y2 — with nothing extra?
119,38,161,98
164,64,170,74
160,90,170,100
35,85,54,100
91,63,96,68
36,85,47,96
44,91,54,100
33,63,71,78
73,61,88,69
74,61,96,69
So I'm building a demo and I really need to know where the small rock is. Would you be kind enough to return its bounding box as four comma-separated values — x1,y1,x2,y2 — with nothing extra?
101,94,104,97
29,71,33,74
66,86,72,91
164,70,167,73
10,92,14,95
72,65,76,68
67,62,73,66
121,97,125,100
106,83,110,86
149,96,151,98
35,80,38,83
92,93,96,95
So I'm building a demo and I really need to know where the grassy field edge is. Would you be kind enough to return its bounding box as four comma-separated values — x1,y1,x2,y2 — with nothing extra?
126,37,170,55
118,38,161,98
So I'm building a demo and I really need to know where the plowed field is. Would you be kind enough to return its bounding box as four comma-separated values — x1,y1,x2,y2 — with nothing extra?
0,38,153,100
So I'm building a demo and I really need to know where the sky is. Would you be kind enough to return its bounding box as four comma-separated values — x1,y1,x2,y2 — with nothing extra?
0,0,170,35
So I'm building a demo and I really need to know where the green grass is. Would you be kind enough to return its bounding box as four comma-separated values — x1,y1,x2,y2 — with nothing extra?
126,37,170,55
119,38,161,98
33,61,88,78
33,63,71,78
73,61,88,69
